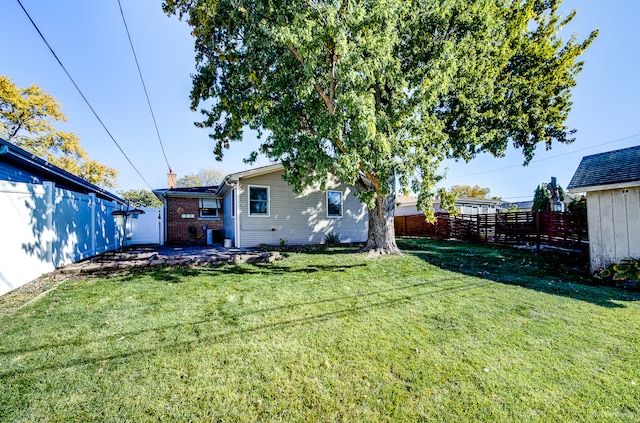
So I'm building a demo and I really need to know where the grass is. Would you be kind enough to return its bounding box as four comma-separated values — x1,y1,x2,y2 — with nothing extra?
1,238,639,422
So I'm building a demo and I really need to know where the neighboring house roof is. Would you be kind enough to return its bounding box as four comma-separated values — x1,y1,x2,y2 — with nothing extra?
502,200,534,210
0,137,123,203
396,195,503,209
455,197,504,207
153,185,220,199
568,145,640,192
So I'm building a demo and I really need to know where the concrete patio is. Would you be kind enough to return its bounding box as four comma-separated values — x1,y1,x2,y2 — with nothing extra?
58,245,283,276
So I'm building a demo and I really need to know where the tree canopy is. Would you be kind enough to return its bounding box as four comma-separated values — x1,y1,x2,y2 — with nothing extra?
164,0,596,253
449,185,496,200
176,168,224,187
0,76,118,188
119,189,163,207
532,180,565,211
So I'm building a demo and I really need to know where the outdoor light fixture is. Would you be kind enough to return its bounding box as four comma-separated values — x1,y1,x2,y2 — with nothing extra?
111,210,127,227
126,208,146,217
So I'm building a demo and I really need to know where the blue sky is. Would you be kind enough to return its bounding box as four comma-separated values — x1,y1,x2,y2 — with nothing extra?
3,0,639,202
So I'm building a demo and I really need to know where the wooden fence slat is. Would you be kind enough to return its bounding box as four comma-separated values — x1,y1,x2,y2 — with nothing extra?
394,211,588,251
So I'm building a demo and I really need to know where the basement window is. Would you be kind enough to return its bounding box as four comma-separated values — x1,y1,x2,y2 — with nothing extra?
199,199,221,219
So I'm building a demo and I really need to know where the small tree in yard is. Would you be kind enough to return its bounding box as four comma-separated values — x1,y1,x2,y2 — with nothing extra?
567,195,586,213
532,184,552,211
164,0,596,254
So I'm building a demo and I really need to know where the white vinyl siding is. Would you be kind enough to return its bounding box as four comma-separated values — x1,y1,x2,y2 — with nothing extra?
587,186,640,272
236,169,367,248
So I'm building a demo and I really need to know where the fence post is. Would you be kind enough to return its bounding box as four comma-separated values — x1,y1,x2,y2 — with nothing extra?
43,181,55,264
535,211,541,250
89,193,96,257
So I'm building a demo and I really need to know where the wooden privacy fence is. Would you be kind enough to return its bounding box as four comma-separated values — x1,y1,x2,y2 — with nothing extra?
395,211,588,251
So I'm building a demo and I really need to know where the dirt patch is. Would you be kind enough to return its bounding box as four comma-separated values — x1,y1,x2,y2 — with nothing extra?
0,270,81,316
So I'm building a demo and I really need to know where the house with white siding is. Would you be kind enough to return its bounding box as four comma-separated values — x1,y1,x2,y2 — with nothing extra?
156,163,368,248
216,164,368,248
567,145,640,272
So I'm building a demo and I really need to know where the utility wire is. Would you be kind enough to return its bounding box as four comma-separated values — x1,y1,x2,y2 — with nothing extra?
447,132,640,181
16,0,154,190
117,0,172,172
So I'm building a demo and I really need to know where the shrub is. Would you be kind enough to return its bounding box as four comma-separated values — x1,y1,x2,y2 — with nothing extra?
323,233,341,247
595,259,640,289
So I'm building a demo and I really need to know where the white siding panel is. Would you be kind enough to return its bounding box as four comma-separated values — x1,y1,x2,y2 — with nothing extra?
237,170,368,248
625,187,640,259
599,191,616,269
612,189,629,259
588,187,640,272
587,192,603,271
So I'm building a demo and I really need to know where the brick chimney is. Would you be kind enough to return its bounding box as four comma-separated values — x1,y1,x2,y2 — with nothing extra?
167,168,177,189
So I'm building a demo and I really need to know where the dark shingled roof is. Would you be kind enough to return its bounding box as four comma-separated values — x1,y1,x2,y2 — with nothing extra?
166,186,219,194
567,145,640,190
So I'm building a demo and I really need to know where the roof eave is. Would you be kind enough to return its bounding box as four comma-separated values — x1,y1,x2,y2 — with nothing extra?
568,180,640,194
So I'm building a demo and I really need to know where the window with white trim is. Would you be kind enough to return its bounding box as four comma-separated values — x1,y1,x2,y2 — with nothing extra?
327,190,343,218
199,198,220,219
249,185,269,216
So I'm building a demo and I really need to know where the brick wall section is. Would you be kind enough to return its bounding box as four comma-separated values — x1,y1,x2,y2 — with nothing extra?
166,197,223,245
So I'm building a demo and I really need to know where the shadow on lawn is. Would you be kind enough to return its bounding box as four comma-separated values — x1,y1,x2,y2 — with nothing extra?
0,276,487,377
131,262,368,284
398,238,639,308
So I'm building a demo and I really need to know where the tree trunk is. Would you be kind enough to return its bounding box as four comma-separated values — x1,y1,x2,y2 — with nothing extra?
358,175,401,255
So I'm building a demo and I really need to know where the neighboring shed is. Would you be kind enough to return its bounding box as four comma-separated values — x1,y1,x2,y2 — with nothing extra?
0,138,124,295
567,145,640,272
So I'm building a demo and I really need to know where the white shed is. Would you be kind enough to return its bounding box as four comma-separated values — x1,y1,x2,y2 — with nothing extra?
567,145,640,272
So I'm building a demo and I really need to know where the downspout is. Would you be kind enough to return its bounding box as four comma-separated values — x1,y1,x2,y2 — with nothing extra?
235,181,241,248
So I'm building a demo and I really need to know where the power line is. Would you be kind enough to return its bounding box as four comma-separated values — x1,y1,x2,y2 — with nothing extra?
117,0,172,172
15,0,154,191
447,132,640,181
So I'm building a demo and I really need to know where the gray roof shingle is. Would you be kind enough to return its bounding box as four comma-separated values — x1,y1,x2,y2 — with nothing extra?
567,145,640,190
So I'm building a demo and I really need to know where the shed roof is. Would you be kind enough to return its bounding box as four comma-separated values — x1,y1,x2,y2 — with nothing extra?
567,145,640,192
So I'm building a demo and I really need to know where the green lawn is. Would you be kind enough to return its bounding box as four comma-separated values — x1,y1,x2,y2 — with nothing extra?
1,239,639,422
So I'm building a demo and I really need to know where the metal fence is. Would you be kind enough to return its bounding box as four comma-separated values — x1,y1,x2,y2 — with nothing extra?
395,211,588,251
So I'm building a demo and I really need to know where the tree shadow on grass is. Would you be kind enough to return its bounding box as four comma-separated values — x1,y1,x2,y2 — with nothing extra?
117,262,368,284
0,275,486,378
398,238,639,308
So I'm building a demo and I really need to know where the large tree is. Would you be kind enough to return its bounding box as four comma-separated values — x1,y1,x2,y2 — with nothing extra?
0,76,117,187
164,0,596,254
